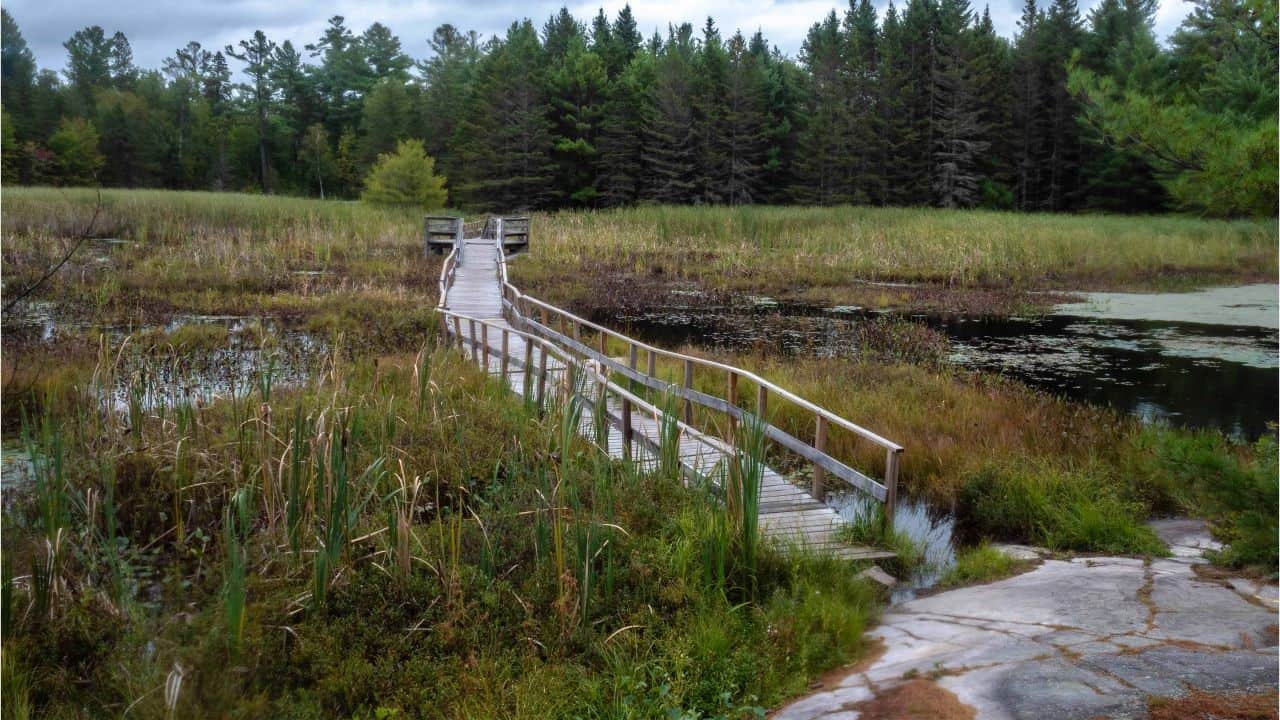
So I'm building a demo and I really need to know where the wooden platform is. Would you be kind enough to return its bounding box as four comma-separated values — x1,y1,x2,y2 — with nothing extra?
443,240,893,561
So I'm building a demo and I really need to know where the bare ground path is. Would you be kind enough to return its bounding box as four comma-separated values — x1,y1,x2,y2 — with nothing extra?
775,520,1278,720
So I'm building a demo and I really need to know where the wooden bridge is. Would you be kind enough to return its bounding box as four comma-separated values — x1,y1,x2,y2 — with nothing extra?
435,217,902,561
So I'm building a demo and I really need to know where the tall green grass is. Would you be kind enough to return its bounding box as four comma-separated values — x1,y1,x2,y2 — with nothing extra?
515,205,1276,306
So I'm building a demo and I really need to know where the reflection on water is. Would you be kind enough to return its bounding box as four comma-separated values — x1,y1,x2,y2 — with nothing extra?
606,291,1279,440
835,491,956,603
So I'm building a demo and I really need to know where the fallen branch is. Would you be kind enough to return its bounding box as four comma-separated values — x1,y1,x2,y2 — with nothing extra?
3,185,104,315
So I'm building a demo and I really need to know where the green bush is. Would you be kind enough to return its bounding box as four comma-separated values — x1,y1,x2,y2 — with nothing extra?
957,460,1167,556
1149,430,1278,572
360,139,447,209
47,117,104,186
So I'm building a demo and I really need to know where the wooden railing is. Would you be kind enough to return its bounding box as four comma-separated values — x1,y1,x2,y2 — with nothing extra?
437,216,903,524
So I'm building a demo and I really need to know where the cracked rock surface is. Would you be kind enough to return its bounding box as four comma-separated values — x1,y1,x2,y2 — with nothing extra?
775,521,1278,720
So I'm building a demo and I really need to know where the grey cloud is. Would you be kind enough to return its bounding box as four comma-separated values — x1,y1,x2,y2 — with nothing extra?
6,0,1192,76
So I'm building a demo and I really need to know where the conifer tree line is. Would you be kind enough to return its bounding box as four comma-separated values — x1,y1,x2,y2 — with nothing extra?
1,0,1274,215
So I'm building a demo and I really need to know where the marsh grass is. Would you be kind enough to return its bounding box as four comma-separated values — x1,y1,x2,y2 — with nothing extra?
937,543,1032,588
2,188,441,338
513,205,1276,311
3,327,882,717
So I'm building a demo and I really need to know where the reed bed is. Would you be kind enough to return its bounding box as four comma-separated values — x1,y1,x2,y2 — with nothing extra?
514,205,1277,311
2,187,440,324
2,329,880,718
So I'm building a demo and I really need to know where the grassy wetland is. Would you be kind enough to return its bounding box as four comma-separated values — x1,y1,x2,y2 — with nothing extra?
514,205,1277,314
3,189,1277,718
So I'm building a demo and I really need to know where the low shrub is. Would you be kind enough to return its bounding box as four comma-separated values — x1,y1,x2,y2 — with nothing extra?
1147,430,1278,573
956,460,1167,556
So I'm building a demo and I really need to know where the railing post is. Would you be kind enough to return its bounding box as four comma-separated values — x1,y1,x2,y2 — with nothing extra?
537,347,548,411
500,328,510,379
452,316,463,351
647,349,657,378
595,367,609,444
481,322,490,370
468,319,479,362
523,339,534,399
559,314,567,338
628,343,638,371
757,385,768,421
884,448,901,530
438,313,447,343
599,331,608,357
621,395,633,461
573,321,581,343
813,415,828,502
728,371,739,435
683,359,693,425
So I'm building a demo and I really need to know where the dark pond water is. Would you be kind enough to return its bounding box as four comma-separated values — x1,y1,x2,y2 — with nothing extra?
604,285,1279,440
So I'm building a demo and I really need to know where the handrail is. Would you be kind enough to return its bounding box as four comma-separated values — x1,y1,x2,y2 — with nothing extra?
502,284,902,453
437,215,903,522
435,306,728,478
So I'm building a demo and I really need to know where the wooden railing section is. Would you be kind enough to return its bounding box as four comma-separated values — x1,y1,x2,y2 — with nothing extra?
436,216,903,525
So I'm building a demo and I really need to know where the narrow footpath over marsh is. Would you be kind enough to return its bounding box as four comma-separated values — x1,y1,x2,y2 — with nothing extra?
775,520,1279,720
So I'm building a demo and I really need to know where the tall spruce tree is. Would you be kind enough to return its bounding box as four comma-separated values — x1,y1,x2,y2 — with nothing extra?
641,24,698,204
450,21,555,210
793,12,848,204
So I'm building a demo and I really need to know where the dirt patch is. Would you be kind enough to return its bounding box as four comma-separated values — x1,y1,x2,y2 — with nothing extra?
1148,690,1278,720
848,679,977,720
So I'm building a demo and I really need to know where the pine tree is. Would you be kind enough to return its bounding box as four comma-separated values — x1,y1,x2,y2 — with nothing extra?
641,24,698,204
719,32,769,204
930,0,991,207
1041,0,1085,210
693,18,731,203
307,17,368,134
597,49,653,205
2,9,37,141
754,34,804,204
843,0,882,203
108,32,137,90
610,5,643,74
450,21,555,211
359,79,412,168
793,12,848,204
547,37,607,206
1012,0,1047,209
418,25,479,164
63,26,115,109
967,8,1017,206
360,23,411,82
225,30,278,192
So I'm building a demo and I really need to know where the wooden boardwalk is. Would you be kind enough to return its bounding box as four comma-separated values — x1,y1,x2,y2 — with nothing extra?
441,231,896,561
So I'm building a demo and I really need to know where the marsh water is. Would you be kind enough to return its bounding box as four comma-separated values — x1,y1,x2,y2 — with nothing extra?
608,284,1279,440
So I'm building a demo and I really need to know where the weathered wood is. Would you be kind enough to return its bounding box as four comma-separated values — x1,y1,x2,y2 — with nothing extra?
537,347,548,410
523,340,533,397
520,320,890,500
813,415,828,502
683,359,694,425
500,329,510,377
438,220,899,559
885,447,901,527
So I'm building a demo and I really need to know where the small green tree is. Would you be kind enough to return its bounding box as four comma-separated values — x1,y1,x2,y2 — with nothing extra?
360,139,447,208
47,116,104,185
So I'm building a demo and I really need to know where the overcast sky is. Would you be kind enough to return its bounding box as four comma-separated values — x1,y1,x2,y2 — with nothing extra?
8,0,1197,74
